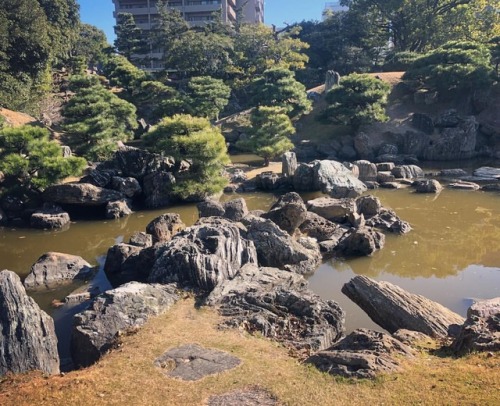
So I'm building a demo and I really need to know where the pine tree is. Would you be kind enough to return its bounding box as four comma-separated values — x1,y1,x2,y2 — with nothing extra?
114,13,147,63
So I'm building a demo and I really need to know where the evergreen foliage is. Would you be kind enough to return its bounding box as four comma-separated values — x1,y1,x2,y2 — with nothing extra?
323,73,391,131
0,125,86,195
114,13,148,62
103,55,148,89
143,115,230,199
187,76,231,120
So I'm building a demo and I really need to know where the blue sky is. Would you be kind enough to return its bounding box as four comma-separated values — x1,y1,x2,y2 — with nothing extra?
77,0,326,43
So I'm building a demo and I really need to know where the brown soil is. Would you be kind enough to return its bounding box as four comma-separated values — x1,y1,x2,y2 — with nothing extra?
0,108,39,128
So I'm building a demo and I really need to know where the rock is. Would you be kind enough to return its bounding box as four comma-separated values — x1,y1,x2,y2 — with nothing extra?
473,167,500,180
146,213,186,243
377,171,396,183
435,109,460,128
129,232,153,248
299,212,341,242
353,160,378,182
391,165,424,179
104,244,143,275
262,192,307,234
256,171,289,191
197,199,225,218
439,168,468,178
482,184,500,192
365,208,412,234
306,329,413,379
80,169,114,188
243,216,321,275
105,199,133,219
335,227,384,257
307,197,357,223
292,163,315,191
339,144,357,160
0,270,59,376
342,276,465,337
356,195,382,218
24,252,93,290
380,181,400,189
312,160,367,198
452,298,500,354
30,204,70,229
142,171,176,209
61,146,72,158
207,388,278,406
207,264,345,352
411,113,434,134
448,181,480,190
223,198,248,221
113,145,175,180
347,212,366,228
43,183,124,206
393,329,432,347
1,195,24,212
353,132,374,160
376,162,395,172
154,344,241,381
111,176,142,198
149,217,257,291
71,282,179,368
413,179,443,194
282,151,297,177
0,207,5,225
378,145,398,157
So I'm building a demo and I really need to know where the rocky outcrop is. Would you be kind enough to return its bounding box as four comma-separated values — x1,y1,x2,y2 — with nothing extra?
148,217,257,291
299,212,341,242
104,244,143,276
207,264,345,352
243,216,321,275
365,208,412,234
256,171,289,191
413,179,443,194
197,200,225,218
142,171,176,209
30,204,70,229
452,298,500,354
111,145,175,180
306,329,413,379
342,276,465,338
307,197,357,223
262,192,307,234
0,270,59,376
312,160,367,198
111,176,142,198
223,198,249,222
353,160,378,182
146,213,186,243
24,252,93,290
71,282,179,368
105,199,133,219
43,183,124,206
129,232,153,248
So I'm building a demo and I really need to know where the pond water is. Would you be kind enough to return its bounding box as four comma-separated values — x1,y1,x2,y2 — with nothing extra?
0,186,499,356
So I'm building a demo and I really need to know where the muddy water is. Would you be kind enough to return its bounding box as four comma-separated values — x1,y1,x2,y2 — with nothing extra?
0,188,499,335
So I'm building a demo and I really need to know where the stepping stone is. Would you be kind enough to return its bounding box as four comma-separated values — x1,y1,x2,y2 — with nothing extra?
154,344,241,381
207,387,279,406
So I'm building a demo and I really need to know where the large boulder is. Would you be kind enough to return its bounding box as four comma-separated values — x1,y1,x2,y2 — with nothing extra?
71,282,179,368
0,270,59,376
356,195,382,218
452,298,500,354
262,192,307,234
312,160,367,198
111,176,142,198
243,216,321,275
42,183,124,206
365,208,412,234
197,199,225,218
306,329,413,379
112,145,175,180
292,163,315,192
342,276,465,338
30,204,70,229
282,151,298,178
142,171,176,209
391,165,424,179
335,227,385,257
80,169,114,188
24,252,93,290
299,212,341,242
307,197,357,223
148,217,258,291
353,160,378,182
223,197,249,221
207,264,345,352
104,244,143,275
146,213,186,243
413,179,443,194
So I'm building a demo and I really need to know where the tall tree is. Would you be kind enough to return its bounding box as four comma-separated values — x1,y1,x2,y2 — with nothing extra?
71,24,110,71
187,76,232,120
114,13,147,62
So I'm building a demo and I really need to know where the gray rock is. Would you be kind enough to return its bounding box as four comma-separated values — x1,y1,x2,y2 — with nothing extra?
146,213,186,243
43,183,124,206
154,344,241,381
378,145,398,157
353,132,375,160
111,176,142,198
282,151,297,177
104,244,143,275
435,109,460,128
223,197,248,221
413,179,443,194
312,160,367,198
142,171,176,209
71,282,179,367
299,212,341,242
80,169,113,188
113,145,175,180
24,252,93,290
452,297,500,353
207,388,278,406
365,208,412,234
105,199,133,219
377,171,396,183
61,146,72,158
391,165,424,179
256,171,289,191
262,192,307,234
149,217,257,291
473,167,500,180
129,232,153,248
439,168,468,178
411,113,434,134
380,181,401,189
339,144,357,160
307,197,357,223
243,216,321,275
482,184,500,192
0,270,59,376
306,329,413,379
30,204,70,229
376,162,395,172
0,207,5,225
342,276,465,337
356,195,382,218
448,181,480,191
335,227,384,257
353,160,378,182
393,329,432,347
197,199,225,218
292,163,315,192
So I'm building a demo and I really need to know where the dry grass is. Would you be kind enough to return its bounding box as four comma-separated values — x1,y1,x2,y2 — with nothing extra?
0,298,499,406
0,108,39,128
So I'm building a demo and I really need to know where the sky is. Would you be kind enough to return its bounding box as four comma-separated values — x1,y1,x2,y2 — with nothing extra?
77,0,327,43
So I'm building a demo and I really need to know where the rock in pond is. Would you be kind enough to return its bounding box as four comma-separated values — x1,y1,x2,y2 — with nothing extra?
111,176,142,198
0,270,59,376
307,196,357,223
413,179,443,194
223,197,248,221
43,183,124,206
146,213,186,244
342,276,465,338
30,204,70,229
262,192,307,234
24,252,94,290
312,160,368,198
391,165,424,180
335,227,385,257
197,199,225,218
71,282,179,368
105,199,133,219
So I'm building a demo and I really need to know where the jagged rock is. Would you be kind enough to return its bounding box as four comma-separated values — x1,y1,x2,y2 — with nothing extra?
435,109,460,128
353,160,378,182
80,169,115,188
282,151,297,177
0,270,59,376
306,329,413,379
197,199,225,218
299,212,341,242
223,198,248,221
256,172,289,191
105,199,133,219
307,197,356,223
391,165,424,179
439,168,468,177
146,213,186,243
24,252,93,290
129,232,153,248
113,145,175,180
292,163,315,191
71,282,179,368
413,179,443,194
312,160,367,198
149,217,257,291
30,204,70,229
104,244,143,275
365,208,412,234
376,162,395,172
347,212,366,228
142,171,176,209
111,176,142,198
262,192,307,234
473,167,500,180
243,216,321,275
448,181,480,190
353,132,374,160
342,276,465,337
335,227,384,257
393,329,432,347
154,344,241,381
452,298,500,353
43,183,124,206
411,113,434,134
356,195,382,218
207,264,345,352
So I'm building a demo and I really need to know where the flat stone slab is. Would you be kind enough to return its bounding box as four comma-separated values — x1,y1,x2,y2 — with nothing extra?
154,344,241,381
207,387,279,405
